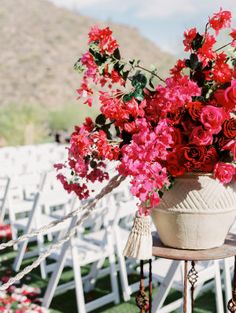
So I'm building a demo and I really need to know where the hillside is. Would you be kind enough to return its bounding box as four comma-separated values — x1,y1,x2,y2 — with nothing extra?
0,0,175,108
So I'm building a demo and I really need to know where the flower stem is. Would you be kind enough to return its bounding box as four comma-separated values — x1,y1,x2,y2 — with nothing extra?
135,65,165,83
214,42,232,52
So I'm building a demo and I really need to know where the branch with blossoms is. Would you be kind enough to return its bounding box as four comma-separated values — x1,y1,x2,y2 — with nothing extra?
55,9,236,214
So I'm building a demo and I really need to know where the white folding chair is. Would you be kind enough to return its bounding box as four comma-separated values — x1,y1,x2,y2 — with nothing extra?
12,180,73,279
42,203,120,313
146,258,224,313
0,176,10,223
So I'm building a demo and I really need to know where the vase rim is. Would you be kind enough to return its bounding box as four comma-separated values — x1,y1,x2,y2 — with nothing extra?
178,172,213,178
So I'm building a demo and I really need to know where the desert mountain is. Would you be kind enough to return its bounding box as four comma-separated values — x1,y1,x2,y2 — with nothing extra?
0,0,175,108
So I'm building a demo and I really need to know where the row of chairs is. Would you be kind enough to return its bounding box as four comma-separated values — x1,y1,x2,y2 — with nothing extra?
0,143,67,176
0,144,235,312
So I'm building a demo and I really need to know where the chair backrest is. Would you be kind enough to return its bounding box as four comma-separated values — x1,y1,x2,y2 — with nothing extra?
0,176,10,223
40,170,71,216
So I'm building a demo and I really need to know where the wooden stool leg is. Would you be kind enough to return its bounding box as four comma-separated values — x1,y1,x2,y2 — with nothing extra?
184,261,188,313
187,261,198,313
228,256,236,312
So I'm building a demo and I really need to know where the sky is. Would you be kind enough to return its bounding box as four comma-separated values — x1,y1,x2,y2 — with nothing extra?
49,0,236,54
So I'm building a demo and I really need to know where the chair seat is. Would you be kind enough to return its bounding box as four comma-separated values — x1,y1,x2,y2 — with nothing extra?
84,226,130,250
50,237,112,266
13,214,71,233
144,259,217,290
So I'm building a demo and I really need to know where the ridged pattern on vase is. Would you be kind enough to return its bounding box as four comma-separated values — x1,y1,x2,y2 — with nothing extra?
158,175,236,213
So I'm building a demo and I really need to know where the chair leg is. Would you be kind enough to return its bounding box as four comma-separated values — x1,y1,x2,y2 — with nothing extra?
70,241,86,313
37,234,47,279
84,259,104,292
115,229,131,301
223,257,233,310
42,239,70,308
13,239,29,271
214,260,224,313
152,260,181,313
109,252,120,305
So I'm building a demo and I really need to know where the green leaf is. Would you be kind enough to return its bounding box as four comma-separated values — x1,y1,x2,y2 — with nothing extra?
189,53,199,70
89,48,106,66
123,93,133,103
113,48,121,60
115,126,121,136
149,76,155,89
133,87,144,101
90,160,97,168
95,114,106,125
114,62,125,72
131,72,147,88
74,58,85,73
191,33,203,51
122,70,130,81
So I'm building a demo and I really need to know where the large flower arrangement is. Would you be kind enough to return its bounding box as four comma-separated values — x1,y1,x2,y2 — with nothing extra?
56,9,236,214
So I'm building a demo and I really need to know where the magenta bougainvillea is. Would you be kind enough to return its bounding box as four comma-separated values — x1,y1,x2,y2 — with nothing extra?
55,9,236,213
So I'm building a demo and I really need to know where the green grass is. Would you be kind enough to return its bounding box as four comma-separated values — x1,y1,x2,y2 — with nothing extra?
0,102,99,146
0,244,223,313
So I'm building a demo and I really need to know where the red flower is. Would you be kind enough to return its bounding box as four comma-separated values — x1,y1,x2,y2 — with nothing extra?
182,145,206,163
230,29,236,46
198,34,216,61
190,126,213,145
170,59,186,77
230,28,236,40
94,130,120,161
212,53,233,83
222,118,236,139
209,9,232,35
201,147,218,172
214,162,235,184
166,152,185,177
200,105,226,134
183,28,197,51
88,26,118,54
214,80,236,111
186,101,204,121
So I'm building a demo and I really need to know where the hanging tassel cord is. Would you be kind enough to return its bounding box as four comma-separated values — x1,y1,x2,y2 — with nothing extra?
0,174,126,291
149,259,152,313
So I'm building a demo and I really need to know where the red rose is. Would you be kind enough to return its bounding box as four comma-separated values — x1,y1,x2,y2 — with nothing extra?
218,136,235,151
214,162,235,184
171,127,182,145
186,101,204,121
200,105,226,134
166,152,186,177
183,145,206,163
214,80,236,111
232,142,236,161
190,126,213,145
167,162,186,177
201,147,218,172
222,118,236,139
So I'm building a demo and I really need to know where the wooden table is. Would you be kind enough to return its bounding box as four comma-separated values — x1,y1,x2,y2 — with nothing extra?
152,232,236,313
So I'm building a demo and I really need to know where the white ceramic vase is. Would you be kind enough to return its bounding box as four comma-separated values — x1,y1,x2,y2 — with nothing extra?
151,173,236,250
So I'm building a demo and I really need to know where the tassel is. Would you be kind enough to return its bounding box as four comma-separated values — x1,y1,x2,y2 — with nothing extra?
123,212,152,260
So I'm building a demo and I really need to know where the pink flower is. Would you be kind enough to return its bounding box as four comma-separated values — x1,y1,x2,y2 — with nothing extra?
190,126,213,145
215,81,236,111
214,162,235,184
200,105,225,134
146,75,201,120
